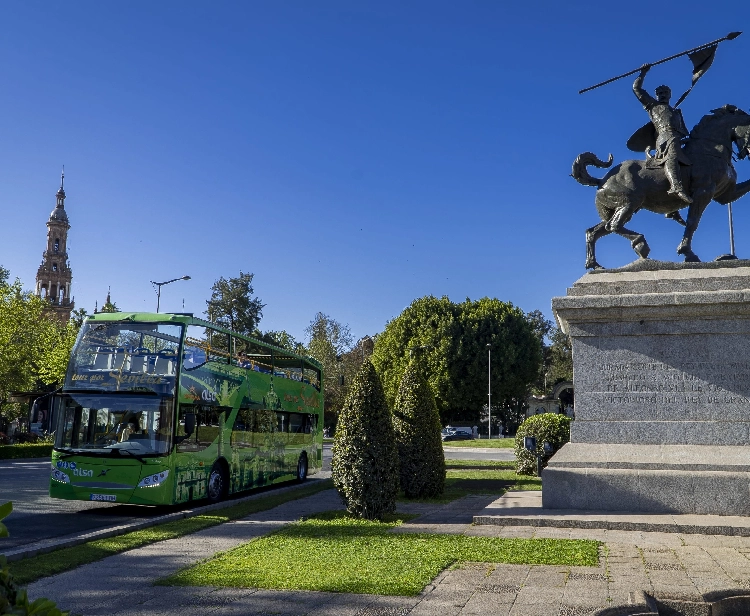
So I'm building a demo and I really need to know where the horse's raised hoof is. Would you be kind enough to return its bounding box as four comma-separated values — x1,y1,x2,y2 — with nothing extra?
632,236,650,259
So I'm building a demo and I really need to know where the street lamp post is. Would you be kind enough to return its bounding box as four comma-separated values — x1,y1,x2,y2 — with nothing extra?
487,343,491,440
151,276,191,313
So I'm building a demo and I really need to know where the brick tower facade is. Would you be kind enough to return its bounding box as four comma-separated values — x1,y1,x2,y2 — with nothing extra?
35,171,74,322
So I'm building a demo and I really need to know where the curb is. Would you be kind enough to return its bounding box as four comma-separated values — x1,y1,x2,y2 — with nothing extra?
473,514,750,537
1,473,332,563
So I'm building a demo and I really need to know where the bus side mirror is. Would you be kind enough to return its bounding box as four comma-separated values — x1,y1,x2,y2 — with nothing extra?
184,412,196,437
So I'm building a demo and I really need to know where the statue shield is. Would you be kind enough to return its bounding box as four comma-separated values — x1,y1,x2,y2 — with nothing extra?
627,122,656,152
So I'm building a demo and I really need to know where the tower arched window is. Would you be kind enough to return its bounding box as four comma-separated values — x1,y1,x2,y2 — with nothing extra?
54,239,59,253
52,263,58,272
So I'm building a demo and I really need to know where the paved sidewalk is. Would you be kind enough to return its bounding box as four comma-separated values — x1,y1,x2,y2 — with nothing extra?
24,488,750,615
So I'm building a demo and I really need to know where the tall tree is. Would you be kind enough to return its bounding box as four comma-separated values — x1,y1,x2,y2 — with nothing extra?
393,359,445,498
371,296,542,424
205,272,264,336
0,266,9,287
304,312,355,422
0,281,64,424
548,327,573,385
331,360,399,520
257,329,305,354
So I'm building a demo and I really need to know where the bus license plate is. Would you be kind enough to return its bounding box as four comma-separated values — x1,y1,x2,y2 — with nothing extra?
90,494,116,502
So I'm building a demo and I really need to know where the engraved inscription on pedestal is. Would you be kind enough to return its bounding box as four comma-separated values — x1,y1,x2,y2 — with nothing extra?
570,328,750,445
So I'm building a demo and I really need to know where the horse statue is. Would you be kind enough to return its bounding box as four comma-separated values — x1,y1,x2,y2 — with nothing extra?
573,105,750,269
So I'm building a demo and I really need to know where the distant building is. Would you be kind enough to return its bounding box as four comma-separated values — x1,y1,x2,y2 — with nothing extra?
35,171,74,322
526,381,574,419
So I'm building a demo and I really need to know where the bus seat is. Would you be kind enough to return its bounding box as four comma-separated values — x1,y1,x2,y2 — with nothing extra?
154,350,177,375
130,354,148,373
93,347,113,370
111,348,126,370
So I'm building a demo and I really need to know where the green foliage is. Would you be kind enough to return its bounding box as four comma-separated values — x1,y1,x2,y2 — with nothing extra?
371,296,542,424
304,312,364,424
331,361,399,519
160,512,600,596
0,503,71,616
515,413,571,476
257,330,304,353
0,445,53,460
0,280,77,423
548,327,573,385
205,271,265,337
0,502,10,538
0,267,8,287
393,361,445,498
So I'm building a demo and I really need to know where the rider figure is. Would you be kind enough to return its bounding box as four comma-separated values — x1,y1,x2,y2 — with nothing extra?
633,63,693,204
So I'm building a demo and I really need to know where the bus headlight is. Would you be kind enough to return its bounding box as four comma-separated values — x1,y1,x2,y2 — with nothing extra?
137,470,169,488
51,468,70,484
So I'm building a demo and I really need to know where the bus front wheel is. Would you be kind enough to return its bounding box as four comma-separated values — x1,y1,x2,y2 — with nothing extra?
208,461,229,503
297,453,308,482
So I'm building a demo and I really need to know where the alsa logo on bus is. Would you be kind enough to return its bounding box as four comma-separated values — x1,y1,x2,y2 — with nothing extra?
56,461,94,477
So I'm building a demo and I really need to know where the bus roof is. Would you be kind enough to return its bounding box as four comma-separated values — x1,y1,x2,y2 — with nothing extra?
85,312,322,369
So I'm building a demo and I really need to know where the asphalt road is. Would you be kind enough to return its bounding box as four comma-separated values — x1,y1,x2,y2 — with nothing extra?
0,458,182,552
1,445,507,552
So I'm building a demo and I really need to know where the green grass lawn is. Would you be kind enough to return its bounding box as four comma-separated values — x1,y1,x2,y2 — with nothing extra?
160,512,600,596
9,480,333,586
402,459,538,503
443,438,515,448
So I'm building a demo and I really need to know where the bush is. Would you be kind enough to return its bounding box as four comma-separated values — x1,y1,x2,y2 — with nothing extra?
0,444,53,460
514,413,571,476
331,360,399,520
0,434,8,446
14,433,39,444
393,361,445,498
1,502,70,615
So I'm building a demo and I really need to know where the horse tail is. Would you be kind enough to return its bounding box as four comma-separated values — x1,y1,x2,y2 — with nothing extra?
571,152,613,188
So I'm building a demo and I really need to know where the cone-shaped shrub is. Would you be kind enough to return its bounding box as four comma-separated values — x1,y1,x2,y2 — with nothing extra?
331,360,399,519
393,361,445,498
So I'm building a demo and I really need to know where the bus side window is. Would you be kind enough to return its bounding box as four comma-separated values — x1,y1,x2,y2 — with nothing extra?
177,405,226,452
231,408,254,448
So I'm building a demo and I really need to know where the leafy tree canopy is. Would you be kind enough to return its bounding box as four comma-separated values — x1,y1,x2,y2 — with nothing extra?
256,329,305,354
304,312,356,417
205,272,264,337
0,280,78,424
371,296,542,424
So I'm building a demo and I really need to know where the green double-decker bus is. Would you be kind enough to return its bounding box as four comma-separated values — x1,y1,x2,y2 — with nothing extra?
49,312,323,506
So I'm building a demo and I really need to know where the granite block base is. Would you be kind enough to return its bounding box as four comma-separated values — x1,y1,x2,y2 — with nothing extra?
542,443,750,515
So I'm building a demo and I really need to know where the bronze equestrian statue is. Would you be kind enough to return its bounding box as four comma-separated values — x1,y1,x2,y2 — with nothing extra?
573,104,750,269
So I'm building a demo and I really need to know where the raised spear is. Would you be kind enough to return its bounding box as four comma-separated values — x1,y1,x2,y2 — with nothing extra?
579,31,741,95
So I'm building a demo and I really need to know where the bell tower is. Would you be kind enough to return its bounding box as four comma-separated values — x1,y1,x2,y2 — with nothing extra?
36,170,74,322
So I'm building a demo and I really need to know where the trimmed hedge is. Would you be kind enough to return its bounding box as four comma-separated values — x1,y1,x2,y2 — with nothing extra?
331,360,399,520
514,413,571,476
393,361,445,498
0,444,53,460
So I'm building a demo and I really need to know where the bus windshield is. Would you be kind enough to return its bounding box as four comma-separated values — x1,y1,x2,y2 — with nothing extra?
65,322,183,395
55,393,174,455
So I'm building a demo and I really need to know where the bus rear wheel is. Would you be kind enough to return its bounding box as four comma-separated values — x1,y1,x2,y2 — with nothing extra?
297,453,308,482
208,461,229,503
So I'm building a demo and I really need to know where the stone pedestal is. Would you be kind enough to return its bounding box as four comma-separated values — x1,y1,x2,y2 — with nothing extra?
544,260,750,515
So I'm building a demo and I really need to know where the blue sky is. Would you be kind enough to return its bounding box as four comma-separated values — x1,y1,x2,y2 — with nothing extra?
2,2,750,343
